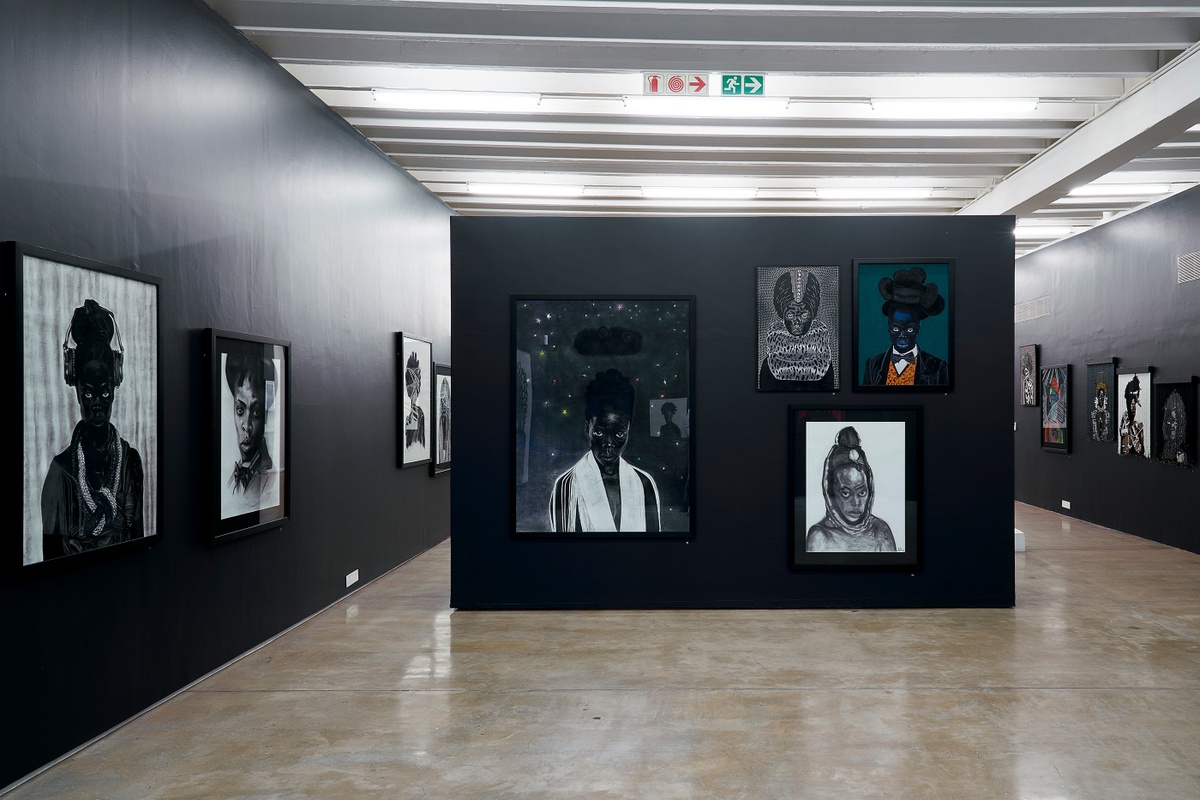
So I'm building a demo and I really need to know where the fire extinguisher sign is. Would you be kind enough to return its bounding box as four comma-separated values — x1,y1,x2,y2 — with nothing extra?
642,73,710,95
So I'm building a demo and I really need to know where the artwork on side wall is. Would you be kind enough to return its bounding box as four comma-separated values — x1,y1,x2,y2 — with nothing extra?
207,330,291,543
756,265,839,391
1085,359,1117,442
431,362,452,476
1116,368,1153,459
5,242,161,570
1018,344,1038,407
852,259,954,392
1152,378,1196,468
1040,364,1070,453
397,333,433,468
788,405,922,569
512,296,694,537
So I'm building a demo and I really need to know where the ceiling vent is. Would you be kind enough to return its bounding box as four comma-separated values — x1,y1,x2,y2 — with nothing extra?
1014,295,1051,323
1179,251,1200,284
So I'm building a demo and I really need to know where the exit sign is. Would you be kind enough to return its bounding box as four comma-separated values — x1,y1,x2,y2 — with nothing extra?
721,74,765,95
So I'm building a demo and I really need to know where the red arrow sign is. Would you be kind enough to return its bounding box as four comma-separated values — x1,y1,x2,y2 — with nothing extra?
689,75,707,93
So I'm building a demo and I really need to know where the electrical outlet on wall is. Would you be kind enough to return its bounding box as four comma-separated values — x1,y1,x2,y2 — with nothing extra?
1061,500,1071,510
346,569,359,588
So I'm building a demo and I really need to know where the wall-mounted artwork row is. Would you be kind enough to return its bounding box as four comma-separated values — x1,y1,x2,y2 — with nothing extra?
1117,368,1153,459
5,242,161,571
397,332,433,469
206,329,290,544
1040,364,1070,453
756,266,839,391
1018,344,1038,407
853,260,953,392
788,405,922,570
512,296,694,537
1153,378,1196,468
1085,359,1116,442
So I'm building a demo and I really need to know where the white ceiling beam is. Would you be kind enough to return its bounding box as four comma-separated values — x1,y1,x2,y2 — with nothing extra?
960,43,1200,216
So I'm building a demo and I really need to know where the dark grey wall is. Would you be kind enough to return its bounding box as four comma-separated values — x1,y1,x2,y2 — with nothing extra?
1014,187,1200,552
451,216,1016,609
0,0,451,787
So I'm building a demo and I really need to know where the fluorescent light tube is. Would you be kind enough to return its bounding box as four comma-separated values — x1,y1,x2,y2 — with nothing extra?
871,98,1038,119
1068,183,1170,197
372,88,541,113
623,95,789,118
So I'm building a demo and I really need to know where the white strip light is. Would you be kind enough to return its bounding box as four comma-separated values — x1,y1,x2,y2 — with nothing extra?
468,183,584,197
1014,225,1073,238
1068,183,1170,197
815,187,933,200
372,88,541,112
871,98,1038,119
642,186,757,200
623,95,789,118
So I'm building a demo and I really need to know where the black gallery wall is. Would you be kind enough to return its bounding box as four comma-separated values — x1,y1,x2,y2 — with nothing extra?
451,216,1016,609
1014,185,1200,553
1,0,451,787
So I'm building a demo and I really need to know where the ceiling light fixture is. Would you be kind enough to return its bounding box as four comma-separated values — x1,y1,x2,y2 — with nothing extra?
870,98,1038,119
815,187,934,200
1067,183,1170,197
372,88,541,113
623,95,789,118
468,182,584,197
1013,225,1073,238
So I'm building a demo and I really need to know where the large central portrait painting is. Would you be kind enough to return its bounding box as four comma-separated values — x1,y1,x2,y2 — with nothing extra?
512,297,694,537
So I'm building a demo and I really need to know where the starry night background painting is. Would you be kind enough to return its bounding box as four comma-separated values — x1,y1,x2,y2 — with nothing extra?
512,297,694,536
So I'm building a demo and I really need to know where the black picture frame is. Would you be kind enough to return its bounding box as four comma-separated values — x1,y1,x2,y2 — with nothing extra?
1116,367,1153,459
788,405,922,569
431,362,452,476
5,241,162,573
1152,377,1196,468
851,259,954,393
511,296,695,538
1039,363,1070,454
397,332,433,469
1018,344,1038,407
1085,358,1117,442
206,329,291,544
755,265,840,391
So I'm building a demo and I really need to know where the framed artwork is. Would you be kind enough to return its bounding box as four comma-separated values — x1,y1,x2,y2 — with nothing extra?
756,265,839,391
1152,378,1196,468
788,405,922,569
1018,344,1038,407
5,242,161,571
1085,359,1117,442
206,330,291,544
1040,364,1070,453
511,296,695,537
431,362,452,476
1116,368,1153,458
852,259,954,392
397,332,433,468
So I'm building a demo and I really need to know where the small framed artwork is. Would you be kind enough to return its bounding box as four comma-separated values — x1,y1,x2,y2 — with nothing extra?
788,405,922,569
5,242,161,572
397,333,433,469
756,266,839,391
1152,377,1196,468
1018,344,1038,407
1040,364,1070,453
1116,368,1153,458
852,259,954,392
206,329,290,544
512,296,695,538
1084,359,1117,442
431,362,452,476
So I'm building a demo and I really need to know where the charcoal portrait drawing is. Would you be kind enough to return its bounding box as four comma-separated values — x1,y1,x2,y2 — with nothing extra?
805,425,897,552
756,266,838,391
221,353,282,519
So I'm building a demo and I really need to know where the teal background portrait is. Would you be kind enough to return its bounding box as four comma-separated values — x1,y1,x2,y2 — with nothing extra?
855,261,952,386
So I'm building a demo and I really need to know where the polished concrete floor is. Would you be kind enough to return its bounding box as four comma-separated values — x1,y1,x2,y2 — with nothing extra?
9,503,1200,799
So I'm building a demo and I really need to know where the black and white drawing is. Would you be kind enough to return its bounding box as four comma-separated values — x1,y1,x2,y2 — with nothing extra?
432,362,452,475
1086,360,1116,442
756,266,838,391
512,297,694,537
1153,379,1196,468
789,405,921,569
9,243,160,569
397,333,433,468
1117,369,1152,459
1019,344,1038,407
207,330,290,543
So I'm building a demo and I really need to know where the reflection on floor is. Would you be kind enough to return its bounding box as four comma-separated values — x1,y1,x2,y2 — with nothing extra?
8,503,1200,799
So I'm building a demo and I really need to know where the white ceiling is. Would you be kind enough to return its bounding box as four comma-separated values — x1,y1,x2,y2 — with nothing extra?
207,0,1200,257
